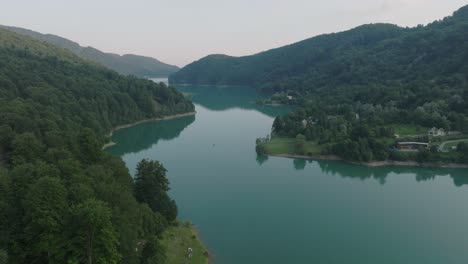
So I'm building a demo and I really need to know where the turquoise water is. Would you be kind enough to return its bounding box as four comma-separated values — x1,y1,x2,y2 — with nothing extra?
108,85,468,264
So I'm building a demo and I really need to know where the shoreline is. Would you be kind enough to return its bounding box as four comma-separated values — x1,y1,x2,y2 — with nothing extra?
267,153,468,169
253,101,288,107
102,111,196,149
162,221,210,264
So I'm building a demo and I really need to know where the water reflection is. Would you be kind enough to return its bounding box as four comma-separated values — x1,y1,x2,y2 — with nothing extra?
107,115,195,155
256,154,269,166
293,159,307,170
310,159,468,187
177,85,292,118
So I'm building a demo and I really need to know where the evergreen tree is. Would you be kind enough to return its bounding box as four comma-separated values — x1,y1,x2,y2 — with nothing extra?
134,159,178,222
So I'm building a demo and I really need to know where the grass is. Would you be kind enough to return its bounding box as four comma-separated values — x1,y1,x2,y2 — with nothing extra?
391,124,429,136
160,222,209,264
378,137,399,146
264,137,322,155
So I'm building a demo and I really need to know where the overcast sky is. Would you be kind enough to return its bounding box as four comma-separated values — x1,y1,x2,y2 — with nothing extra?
1,0,467,66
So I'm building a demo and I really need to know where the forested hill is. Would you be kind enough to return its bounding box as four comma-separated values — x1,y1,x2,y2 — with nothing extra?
2,25,180,77
0,28,193,263
170,5,468,93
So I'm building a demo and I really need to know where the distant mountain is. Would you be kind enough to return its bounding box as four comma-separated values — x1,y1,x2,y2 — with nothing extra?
170,5,468,93
1,25,179,77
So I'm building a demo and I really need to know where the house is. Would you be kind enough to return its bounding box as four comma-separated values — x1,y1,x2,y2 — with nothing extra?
302,117,318,128
428,127,446,137
396,142,429,151
308,117,318,125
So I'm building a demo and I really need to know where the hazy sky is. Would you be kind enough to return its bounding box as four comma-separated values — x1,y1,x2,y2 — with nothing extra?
1,0,467,66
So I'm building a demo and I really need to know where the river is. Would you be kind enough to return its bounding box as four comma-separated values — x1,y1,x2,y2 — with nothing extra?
107,85,468,264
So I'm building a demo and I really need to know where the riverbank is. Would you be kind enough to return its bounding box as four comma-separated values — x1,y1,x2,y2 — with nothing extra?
267,153,468,169
161,222,210,264
102,112,196,149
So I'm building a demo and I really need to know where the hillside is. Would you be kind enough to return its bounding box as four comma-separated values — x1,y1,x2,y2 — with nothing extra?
253,6,468,164
0,28,194,263
2,25,180,77
170,5,468,94
167,5,468,164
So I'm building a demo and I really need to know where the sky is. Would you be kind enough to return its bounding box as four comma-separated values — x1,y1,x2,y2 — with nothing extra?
1,0,467,67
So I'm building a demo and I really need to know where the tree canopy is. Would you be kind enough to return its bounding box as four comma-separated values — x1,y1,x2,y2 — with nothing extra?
0,28,191,263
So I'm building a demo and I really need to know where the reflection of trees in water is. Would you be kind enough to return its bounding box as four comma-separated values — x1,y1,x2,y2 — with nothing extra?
176,85,291,118
293,159,306,170
108,115,195,155
315,160,468,187
450,172,468,187
256,154,269,166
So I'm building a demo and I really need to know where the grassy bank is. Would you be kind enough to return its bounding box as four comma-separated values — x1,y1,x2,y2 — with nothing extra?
263,137,322,155
259,136,468,168
161,222,209,264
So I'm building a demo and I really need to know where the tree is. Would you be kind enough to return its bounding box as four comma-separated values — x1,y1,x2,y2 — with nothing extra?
140,236,166,264
457,142,468,163
11,133,43,165
0,170,10,251
0,249,7,264
78,129,101,164
0,125,14,152
68,199,120,264
21,177,68,263
134,159,178,222
138,204,167,239
0,28,195,262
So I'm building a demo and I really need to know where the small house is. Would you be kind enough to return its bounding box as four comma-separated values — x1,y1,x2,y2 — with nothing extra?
302,117,318,128
428,127,446,137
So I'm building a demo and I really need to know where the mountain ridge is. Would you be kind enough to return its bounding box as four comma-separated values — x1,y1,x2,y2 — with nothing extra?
170,5,468,92
1,25,179,77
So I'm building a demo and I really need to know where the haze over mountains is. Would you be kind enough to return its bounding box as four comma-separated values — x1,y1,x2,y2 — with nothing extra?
170,5,468,94
1,25,179,78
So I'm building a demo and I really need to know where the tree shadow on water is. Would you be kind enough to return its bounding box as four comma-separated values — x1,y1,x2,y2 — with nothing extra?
316,159,468,187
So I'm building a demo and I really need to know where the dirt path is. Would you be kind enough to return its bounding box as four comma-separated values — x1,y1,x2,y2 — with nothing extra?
438,139,468,152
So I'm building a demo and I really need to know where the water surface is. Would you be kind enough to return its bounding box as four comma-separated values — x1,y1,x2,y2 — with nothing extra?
108,85,468,264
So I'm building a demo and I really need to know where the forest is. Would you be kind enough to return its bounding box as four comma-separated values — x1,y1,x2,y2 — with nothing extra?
254,6,468,164
1,25,180,78
170,5,468,164
261,97,468,163
170,5,468,94
0,28,194,263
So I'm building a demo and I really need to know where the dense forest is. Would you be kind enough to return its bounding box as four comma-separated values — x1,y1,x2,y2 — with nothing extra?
170,5,468,164
261,7,468,164
171,5,468,93
2,25,180,78
0,28,194,263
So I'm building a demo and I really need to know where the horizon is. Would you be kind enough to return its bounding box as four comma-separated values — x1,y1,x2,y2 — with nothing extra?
1,0,467,67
